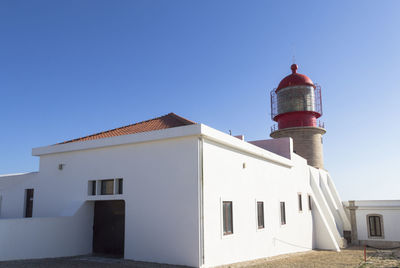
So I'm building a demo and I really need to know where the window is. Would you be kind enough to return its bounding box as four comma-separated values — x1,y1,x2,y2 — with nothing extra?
257,201,265,229
308,195,312,211
101,180,114,195
89,178,123,196
25,189,34,218
298,193,303,212
89,181,96,196
280,202,286,225
368,215,384,238
223,201,233,235
116,178,123,194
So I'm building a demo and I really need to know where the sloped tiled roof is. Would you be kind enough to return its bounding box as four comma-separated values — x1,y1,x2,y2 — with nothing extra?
59,113,196,144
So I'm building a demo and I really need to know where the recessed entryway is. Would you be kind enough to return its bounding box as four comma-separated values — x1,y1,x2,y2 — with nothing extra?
92,200,125,257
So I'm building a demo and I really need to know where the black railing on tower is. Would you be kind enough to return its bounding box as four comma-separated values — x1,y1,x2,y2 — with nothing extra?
270,84,323,120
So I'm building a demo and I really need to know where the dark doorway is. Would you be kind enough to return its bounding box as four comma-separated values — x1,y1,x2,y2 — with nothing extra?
93,200,125,257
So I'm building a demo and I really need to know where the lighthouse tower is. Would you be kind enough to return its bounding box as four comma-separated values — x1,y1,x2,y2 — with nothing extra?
270,64,326,169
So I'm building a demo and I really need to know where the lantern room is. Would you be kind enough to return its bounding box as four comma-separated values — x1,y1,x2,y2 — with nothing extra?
271,64,322,130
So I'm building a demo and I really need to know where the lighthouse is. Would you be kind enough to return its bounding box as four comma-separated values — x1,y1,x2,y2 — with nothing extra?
270,64,326,169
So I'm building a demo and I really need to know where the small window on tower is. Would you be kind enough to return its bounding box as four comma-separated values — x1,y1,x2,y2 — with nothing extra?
308,195,312,211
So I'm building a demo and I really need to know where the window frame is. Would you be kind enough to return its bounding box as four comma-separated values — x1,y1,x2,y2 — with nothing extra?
88,178,124,196
222,200,233,236
308,194,312,211
256,201,265,230
24,188,34,218
116,178,123,195
367,214,384,239
298,193,303,212
280,201,286,225
88,180,96,196
101,179,114,195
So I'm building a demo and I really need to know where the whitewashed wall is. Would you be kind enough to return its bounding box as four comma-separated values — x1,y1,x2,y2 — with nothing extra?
249,137,293,159
309,168,341,251
0,124,349,267
355,200,400,242
0,172,38,218
0,133,201,267
40,136,200,267
202,137,314,267
0,202,93,261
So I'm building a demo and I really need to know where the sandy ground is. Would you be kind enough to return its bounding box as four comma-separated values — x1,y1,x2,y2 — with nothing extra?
220,247,400,268
0,247,399,268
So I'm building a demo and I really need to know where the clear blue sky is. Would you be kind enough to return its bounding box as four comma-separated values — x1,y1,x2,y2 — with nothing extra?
1,0,399,200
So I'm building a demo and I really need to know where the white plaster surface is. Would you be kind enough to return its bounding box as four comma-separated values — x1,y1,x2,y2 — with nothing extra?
0,124,349,267
1,133,201,267
249,137,293,159
202,138,314,267
353,200,400,242
0,202,93,261
309,169,341,251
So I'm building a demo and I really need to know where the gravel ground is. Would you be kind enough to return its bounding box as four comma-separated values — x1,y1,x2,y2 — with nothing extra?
0,256,189,268
0,247,399,268
221,247,400,268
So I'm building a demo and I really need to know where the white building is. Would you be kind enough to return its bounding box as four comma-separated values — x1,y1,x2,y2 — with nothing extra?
0,113,350,267
0,65,355,267
344,200,400,248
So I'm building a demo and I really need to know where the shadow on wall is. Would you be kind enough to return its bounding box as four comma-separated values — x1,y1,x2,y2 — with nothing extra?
0,201,94,261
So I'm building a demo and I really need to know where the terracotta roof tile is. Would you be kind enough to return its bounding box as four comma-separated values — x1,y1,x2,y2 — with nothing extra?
59,113,196,144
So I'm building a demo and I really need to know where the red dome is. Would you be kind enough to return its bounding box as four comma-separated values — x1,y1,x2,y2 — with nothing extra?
276,64,315,91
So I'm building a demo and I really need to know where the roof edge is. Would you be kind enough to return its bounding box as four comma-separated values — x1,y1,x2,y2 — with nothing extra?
33,124,202,156
32,123,293,168
58,112,196,145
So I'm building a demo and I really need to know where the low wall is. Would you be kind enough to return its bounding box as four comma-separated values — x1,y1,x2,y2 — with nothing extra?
359,240,400,248
249,137,292,159
0,202,93,261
